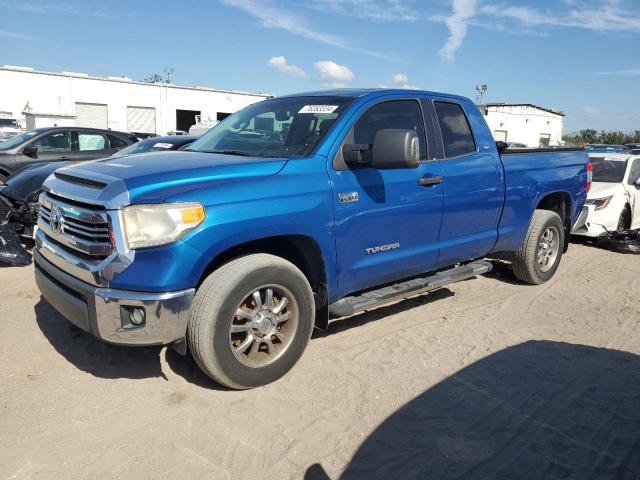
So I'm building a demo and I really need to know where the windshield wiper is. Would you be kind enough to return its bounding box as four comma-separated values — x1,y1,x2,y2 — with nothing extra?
207,150,252,156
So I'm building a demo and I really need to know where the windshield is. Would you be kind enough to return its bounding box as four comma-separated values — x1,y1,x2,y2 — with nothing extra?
0,130,41,151
111,138,185,158
187,96,355,158
591,157,628,183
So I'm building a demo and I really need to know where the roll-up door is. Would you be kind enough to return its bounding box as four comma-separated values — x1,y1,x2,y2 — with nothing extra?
75,103,108,128
127,106,156,133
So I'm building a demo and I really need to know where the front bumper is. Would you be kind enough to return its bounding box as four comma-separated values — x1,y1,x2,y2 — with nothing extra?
34,249,195,346
571,204,621,237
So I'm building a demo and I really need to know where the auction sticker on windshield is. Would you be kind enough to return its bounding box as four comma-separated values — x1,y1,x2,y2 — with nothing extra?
153,143,173,149
298,105,339,114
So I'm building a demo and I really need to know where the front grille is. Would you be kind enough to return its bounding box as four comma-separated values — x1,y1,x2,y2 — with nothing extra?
39,194,112,259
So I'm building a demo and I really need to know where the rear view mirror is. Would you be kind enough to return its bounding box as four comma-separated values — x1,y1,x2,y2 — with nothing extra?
372,129,420,169
22,145,37,157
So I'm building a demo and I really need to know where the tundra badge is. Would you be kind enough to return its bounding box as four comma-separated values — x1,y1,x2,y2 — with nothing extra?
365,243,400,255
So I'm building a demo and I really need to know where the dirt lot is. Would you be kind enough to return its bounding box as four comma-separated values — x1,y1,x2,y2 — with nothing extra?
1,242,640,480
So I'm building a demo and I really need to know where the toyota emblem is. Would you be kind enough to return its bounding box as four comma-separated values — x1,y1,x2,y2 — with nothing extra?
49,206,64,234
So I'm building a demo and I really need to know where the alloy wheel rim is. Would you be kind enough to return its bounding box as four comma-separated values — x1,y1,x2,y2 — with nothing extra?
537,226,560,273
229,284,298,368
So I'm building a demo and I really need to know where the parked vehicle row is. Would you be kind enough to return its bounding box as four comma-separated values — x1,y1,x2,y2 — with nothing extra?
30,88,589,389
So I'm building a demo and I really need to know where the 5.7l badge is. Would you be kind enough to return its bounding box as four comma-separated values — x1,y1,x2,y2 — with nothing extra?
338,192,359,204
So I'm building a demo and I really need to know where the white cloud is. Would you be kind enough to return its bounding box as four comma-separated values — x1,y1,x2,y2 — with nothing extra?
584,105,606,120
306,0,417,22
314,60,354,87
433,0,640,63
221,0,391,59
267,56,307,78
594,68,640,77
382,73,417,89
438,0,478,63
479,1,640,32
0,29,40,41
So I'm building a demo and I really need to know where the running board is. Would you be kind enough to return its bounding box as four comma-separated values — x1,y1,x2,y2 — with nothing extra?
328,260,493,318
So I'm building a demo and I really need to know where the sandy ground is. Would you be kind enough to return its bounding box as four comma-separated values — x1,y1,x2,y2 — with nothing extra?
1,242,640,480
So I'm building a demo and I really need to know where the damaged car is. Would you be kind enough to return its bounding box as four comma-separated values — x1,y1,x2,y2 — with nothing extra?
0,135,197,266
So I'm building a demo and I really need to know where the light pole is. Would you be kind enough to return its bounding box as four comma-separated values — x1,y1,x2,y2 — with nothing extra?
475,84,487,105
164,67,175,84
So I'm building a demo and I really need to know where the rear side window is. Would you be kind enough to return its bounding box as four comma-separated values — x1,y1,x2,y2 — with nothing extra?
434,101,476,158
353,100,427,161
78,132,108,151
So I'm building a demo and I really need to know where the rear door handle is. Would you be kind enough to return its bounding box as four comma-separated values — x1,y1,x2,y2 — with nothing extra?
418,175,443,187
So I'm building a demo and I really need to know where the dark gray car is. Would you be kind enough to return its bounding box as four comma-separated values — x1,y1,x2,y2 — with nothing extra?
0,127,137,184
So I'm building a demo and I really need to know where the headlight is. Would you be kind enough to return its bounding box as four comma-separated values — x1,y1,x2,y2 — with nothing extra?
122,202,205,249
585,195,613,211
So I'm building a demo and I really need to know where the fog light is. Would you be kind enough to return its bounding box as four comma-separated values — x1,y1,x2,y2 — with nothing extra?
129,308,145,326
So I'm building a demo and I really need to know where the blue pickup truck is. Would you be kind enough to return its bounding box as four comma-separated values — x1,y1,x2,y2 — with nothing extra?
33,89,589,389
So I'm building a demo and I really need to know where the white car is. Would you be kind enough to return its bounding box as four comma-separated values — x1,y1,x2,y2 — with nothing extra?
0,118,21,141
573,153,640,236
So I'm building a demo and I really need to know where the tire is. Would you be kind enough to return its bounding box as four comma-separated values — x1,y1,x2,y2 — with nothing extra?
187,253,315,389
617,207,630,231
512,210,565,285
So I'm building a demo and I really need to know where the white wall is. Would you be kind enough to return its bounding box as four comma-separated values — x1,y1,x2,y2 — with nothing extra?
484,105,564,147
0,67,270,134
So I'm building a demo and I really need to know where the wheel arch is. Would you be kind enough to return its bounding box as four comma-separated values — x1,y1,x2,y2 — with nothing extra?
536,191,572,252
198,234,330,329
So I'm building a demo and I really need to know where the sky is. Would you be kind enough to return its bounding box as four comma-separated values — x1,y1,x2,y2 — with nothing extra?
0,0,639,133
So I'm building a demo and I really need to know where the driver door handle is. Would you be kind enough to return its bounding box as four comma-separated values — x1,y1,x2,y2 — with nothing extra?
418,175,443,187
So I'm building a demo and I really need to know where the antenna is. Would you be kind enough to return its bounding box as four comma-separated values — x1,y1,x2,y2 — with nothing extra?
475,84,488,105
164,66,175,83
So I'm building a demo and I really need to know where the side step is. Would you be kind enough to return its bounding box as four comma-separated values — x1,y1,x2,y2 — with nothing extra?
328,260,493,318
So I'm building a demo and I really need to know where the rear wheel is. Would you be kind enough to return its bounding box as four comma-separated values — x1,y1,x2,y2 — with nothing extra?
187,254,315,389
617,207,630,231
512,210,565,285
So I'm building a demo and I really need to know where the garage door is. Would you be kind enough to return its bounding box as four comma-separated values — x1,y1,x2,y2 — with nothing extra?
127,106,156,133
75,103,108,129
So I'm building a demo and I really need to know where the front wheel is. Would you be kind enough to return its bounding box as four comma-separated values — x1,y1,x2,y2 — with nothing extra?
512,210,565,285
187,254,315,389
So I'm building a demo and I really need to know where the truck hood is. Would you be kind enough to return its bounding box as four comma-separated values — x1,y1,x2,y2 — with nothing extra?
59,151,288,204
588,182,626,200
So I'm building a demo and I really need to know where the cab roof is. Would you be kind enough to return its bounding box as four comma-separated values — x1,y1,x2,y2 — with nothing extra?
276,88,472,103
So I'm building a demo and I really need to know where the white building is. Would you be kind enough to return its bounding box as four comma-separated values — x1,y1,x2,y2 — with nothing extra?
0,65,271,134
482,103,565,147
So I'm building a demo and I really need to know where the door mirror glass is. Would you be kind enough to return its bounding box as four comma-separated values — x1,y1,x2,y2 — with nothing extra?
22,145,37,157
372,129,420,169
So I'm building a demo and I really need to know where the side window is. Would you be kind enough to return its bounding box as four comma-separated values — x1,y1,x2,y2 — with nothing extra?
108,134,128,149
352,100,427,162
32,131,72,153
434,101,476,158
78,132,109,151
628,159,640,185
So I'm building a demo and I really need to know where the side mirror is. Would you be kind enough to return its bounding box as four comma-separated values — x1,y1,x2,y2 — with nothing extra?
496,141,508,153
635,179,640,189
22,145,37,158
372,129,420,169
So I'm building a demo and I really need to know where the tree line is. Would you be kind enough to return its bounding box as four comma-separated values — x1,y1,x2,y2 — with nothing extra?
563,129,640,146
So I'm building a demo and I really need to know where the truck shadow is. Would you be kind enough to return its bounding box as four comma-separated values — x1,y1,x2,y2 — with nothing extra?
305,340,640,480
34,298,167,381
34,297,233,389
